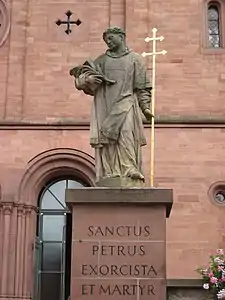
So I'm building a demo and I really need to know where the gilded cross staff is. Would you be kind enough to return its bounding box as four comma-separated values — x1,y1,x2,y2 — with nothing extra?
142,28,167,187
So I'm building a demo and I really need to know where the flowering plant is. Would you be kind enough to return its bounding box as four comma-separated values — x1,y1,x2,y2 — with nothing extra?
196,249,225,299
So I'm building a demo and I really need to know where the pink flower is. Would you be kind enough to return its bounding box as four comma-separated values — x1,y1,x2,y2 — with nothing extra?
209,272,214,277
222,277,225,282
217,249,224,255
210,276,218,284
218,266,224,271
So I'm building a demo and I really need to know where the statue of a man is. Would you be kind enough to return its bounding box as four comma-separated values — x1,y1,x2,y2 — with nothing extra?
70,27,152,186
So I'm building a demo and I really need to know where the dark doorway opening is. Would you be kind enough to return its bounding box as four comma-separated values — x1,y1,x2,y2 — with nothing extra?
35,179,86,300
64,213,72,300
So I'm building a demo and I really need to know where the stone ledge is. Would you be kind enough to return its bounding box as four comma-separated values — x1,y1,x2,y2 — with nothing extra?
152,115,225,124
167,279,202,287
0,116,225,130
1,115,225,129
66,187,173,217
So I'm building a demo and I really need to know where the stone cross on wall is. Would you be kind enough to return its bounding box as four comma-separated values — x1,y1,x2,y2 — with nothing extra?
56,10,82,35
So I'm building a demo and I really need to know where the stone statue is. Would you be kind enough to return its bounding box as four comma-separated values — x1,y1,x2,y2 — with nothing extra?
70,27,152,187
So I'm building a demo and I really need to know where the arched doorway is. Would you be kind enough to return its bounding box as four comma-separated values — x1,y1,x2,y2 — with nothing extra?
35,178,88,300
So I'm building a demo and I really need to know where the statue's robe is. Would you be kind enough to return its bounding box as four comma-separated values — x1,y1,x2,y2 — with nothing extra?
75,49,151,182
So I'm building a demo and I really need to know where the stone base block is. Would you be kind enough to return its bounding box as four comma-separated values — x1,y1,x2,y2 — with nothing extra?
66,187,173,300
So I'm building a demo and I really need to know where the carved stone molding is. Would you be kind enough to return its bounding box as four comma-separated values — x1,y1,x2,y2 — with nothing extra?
1,202,13,214
1,115,225,129
17,205,25,216
0,0,10,47
0,202,38,213
18,148,96,206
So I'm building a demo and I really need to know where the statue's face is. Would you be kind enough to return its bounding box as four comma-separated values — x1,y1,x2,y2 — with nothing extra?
104,33,123,50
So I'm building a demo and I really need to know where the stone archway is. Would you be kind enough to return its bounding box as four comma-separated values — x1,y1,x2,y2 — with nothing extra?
0,148,95,300
18,148,96,206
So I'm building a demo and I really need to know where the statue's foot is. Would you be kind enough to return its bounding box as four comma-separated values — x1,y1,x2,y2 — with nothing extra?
104,174,120,178
127,170,145,181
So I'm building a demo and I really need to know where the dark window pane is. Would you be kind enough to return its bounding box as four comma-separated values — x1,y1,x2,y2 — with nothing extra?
209,20,219,34
208,5,221,48
40,179,85,210
68,180,84,189
208,6,219,20
209,34,220,47
42,215,65,241
41,190,65,210
41,273,61,300
215,193,225,203
42,243,62,271
48,180,66,207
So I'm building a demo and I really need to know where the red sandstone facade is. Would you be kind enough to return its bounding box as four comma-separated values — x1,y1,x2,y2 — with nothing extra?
0,0,225,299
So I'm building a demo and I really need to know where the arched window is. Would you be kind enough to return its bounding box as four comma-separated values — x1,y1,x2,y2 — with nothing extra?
208,2,221,47
35,178,88,300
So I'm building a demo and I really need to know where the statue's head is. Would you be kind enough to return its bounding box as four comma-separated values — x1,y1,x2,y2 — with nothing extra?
103,26,126,51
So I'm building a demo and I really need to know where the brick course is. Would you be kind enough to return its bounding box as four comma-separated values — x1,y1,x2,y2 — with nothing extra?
0,0,224,288
1,0,225,120
0,127,224,278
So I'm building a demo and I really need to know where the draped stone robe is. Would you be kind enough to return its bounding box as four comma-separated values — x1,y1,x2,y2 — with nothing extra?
74,49,151,183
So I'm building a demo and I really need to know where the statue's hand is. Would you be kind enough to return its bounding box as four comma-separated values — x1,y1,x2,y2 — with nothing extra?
86,75,103,85
144,109,153,121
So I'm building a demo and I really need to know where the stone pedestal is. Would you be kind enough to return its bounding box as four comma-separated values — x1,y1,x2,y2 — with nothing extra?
66,187,173,300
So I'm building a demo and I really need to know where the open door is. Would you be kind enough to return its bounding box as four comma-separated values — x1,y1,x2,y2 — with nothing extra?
33,236,42,300
35,179,84,300
60,224,66,300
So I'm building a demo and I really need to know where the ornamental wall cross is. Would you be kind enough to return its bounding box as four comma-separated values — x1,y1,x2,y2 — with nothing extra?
56,10,81,35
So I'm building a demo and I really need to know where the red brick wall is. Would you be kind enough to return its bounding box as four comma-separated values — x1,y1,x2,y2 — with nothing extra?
1,0,224,120
0,0,225,283
0,127,224,278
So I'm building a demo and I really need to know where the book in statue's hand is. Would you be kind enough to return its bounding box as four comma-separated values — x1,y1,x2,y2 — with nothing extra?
70,60,116,85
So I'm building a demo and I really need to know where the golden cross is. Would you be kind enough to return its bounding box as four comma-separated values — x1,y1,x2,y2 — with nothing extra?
142,28,167,187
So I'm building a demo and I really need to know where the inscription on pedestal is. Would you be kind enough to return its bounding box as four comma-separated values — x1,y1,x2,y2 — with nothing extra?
66,187,172,300
71,206,166,300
